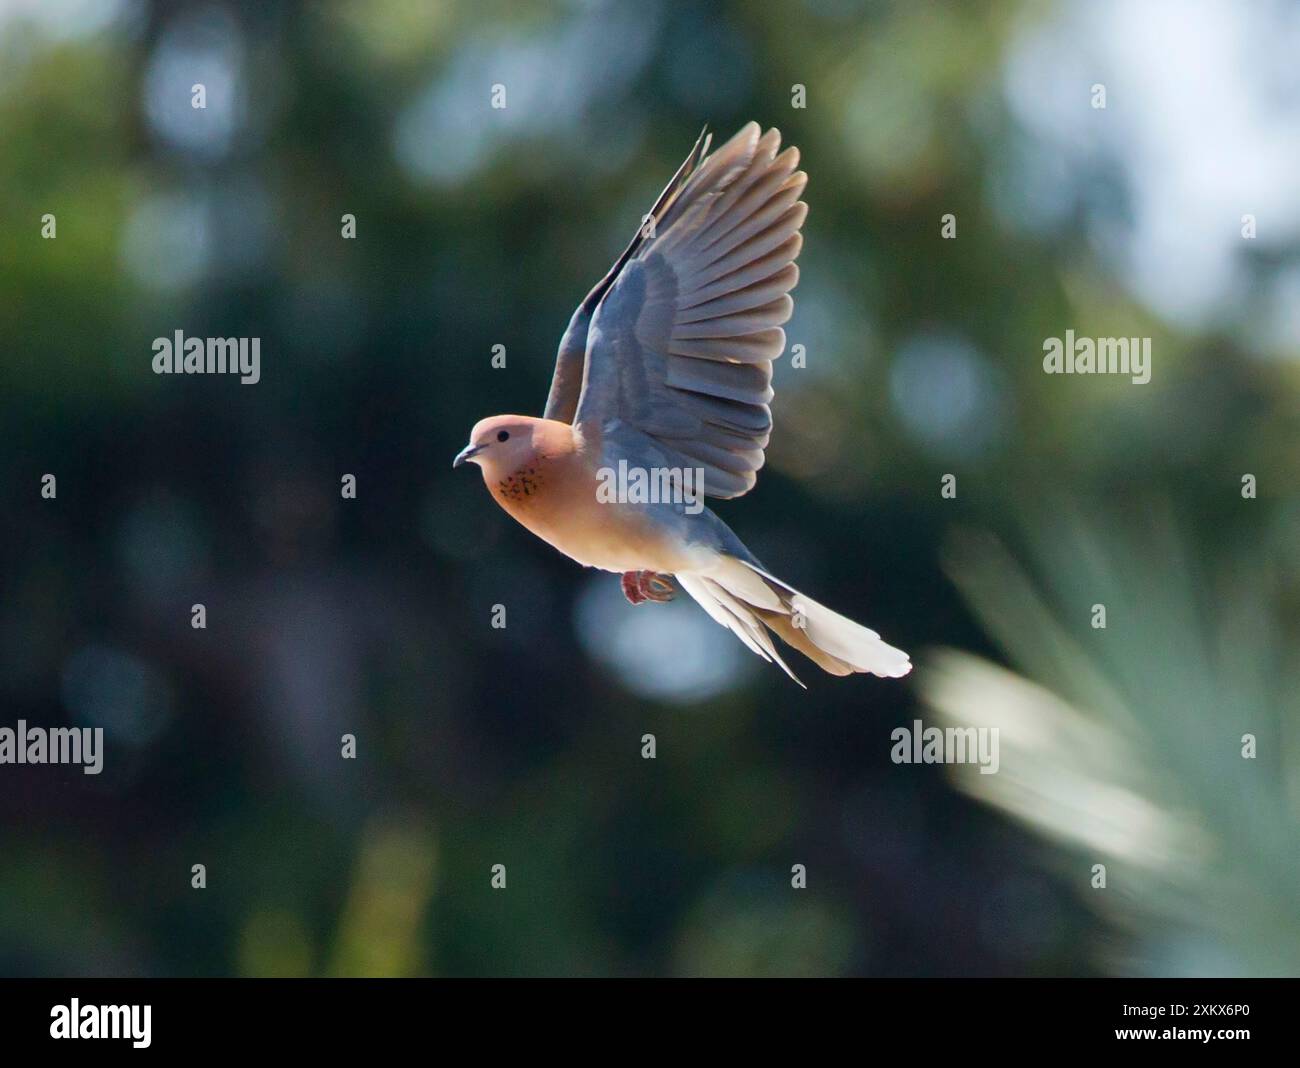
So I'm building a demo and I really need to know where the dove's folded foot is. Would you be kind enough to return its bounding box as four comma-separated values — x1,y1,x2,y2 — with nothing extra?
621,570,676,605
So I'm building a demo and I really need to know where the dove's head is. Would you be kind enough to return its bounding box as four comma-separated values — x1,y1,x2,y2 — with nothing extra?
453,415,570,479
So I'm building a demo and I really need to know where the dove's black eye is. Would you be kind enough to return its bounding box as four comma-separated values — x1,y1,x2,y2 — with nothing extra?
497,430,510,442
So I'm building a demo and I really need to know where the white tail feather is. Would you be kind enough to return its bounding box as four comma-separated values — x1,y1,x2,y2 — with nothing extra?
677,558,911,682
676,574,804,686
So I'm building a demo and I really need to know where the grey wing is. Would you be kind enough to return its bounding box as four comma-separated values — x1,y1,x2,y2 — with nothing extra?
542,127,713,423
572,123,807,499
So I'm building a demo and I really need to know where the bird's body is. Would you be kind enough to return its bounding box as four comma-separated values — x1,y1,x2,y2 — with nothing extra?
476,416,724,575
479,417,698,574
456,123,911,684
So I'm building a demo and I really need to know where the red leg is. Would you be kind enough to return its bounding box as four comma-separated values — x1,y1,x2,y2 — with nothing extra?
643,573,676,601
621,570,676,604
621,571,648,605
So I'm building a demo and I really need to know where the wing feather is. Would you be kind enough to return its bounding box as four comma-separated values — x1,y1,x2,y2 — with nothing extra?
543,126,712,423
573,123,807,499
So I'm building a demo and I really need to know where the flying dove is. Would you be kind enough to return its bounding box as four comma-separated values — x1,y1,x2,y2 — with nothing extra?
455,123,911,684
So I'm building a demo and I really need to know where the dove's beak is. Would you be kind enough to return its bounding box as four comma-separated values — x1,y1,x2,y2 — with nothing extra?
452,443,482,468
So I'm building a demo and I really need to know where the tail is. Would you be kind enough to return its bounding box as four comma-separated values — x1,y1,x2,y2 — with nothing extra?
676,557,912,687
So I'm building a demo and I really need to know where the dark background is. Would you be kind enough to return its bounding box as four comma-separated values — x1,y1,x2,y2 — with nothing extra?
2,0,1298,976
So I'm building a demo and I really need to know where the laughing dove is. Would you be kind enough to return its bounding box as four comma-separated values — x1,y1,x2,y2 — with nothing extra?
455,123,911,684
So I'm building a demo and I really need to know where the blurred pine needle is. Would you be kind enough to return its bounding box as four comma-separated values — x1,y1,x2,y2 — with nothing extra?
921,506,1300,976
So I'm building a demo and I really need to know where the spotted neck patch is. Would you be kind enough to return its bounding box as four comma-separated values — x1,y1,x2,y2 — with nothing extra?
496,462,545,504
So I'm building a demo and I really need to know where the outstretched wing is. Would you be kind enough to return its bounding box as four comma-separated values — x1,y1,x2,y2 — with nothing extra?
543,127,712,424
572,123,806,499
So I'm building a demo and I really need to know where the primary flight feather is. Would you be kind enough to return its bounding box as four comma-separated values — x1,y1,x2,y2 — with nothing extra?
454,122,911,685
